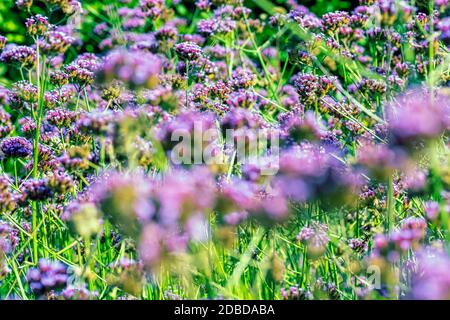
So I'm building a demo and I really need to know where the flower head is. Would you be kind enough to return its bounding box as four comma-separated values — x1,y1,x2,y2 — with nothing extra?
0,45,36,69
174,41,203,61
26,259,68,296
96,49,162,89
0,137,32,158
25,15,49,36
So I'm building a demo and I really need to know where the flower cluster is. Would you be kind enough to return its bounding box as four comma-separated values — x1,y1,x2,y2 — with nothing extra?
26,259,68,296
0,45,37,68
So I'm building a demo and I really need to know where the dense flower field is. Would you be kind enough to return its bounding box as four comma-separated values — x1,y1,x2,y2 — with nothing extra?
0,0,448,300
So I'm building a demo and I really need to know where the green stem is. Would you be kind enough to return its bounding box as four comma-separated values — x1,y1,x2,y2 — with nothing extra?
100,137,105,168
31,42,47,264
19,67,25,81
13,159,19,188
185,61,189,108
428,0,435,94
387,175,395,232
83,87,91,111
32,201,38,263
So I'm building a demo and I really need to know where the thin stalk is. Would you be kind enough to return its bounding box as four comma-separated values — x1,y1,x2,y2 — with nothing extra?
83,87,91,111
100,137,106,168
428,0,435,97
31,41,47,264
13,159,19,188
185,61,189,108
387,175,395,232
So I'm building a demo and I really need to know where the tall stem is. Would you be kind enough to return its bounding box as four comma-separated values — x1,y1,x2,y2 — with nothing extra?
185,61,189,108
31,42,47,264
83,87,91,111
13,159,19,188
428,0,435,97
387,175,395,232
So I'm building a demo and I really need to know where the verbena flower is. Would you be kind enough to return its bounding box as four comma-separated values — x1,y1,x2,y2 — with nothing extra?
0,108,13,138
16,0,32,11
38,30,74,55
0,45,36,69
296,222,330,258
387,89,450,153
96,49,161,89
26,259,68,296
21,178,54,201
46,108,78,128
25,15,50,36
61,286,99,300
408,248,450,299
0,137,33,158
90,171,153,237
174,41,203,61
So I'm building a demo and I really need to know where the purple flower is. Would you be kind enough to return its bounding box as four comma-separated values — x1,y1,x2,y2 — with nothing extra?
19,117,36,138
197,18,236,36
274,145,360,205
155,25,178,42
356,78,386,96
0,108,13,139
281,284,313,300
223,211,248,226
357,143,408,179
155,167,215,227
50,70,70,87
321,11,350,33
0,45,36,69
26,259,68,296
96,49,161,89
296,222,329,258
348,238,368,253
93,22,109,36
387,89,450,152
38,30,74,55
226,89,257,109
0,220,20,254
46,108,78,128
21,178,54,201
174,41,203,61
11,80,38,103
292,73,337,106
140,0,166,19
75,110,114,136
0,175,17,213
179,33,205,46
156,110,216,154
47,171,74,194
90,171,154,237
231,68,255,89
16,0,32,11
438,17,450,44
64,64,95,88
139,220,192,270
25,15,49,36
424,201,440,221
61,286,98,300
282,110,325,143
195,0,210,11
220,108,264,133
409,248,450,299
289,9,321,30
0,137,32,158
